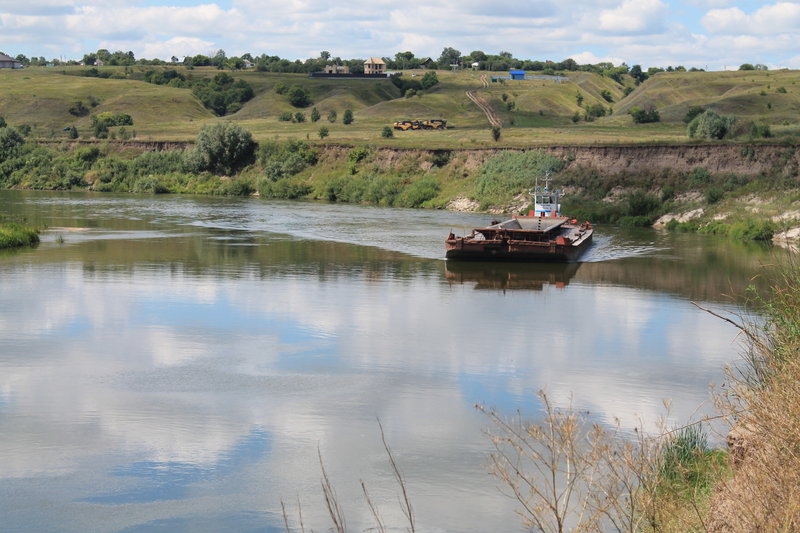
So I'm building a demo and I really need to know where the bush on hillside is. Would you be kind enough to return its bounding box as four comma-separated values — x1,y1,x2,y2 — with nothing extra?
92,112,133,128
342,109,354,125
287,85,311,107
688,110,737,140
629,106,660,123
192,72,254,116
420,71,439,90
193,122,255,175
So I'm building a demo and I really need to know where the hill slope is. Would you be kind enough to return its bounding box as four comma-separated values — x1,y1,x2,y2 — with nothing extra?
1,66,799,145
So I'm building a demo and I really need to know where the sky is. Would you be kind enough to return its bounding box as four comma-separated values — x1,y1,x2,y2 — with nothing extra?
1,0,799,70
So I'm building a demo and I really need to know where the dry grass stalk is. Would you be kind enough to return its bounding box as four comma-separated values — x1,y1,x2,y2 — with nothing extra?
360,480,386,533
319,447,347,533
478,392,610,532
377,418,415,533
478,391,725,533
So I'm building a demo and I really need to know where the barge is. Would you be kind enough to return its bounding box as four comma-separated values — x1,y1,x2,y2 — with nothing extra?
445,178,593,262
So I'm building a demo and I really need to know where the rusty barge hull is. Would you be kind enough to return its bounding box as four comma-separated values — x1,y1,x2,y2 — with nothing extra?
445,216,593,263
446,232,592,262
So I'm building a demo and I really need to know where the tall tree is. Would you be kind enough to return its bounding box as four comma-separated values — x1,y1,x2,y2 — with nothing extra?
438,47,461,67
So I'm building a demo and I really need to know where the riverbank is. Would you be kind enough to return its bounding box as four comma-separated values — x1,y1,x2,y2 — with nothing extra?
0,222,39,249
2,134,799,243
705,261,800,530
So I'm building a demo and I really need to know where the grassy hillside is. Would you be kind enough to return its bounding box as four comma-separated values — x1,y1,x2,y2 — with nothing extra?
1,66,799,146
617,69,800,124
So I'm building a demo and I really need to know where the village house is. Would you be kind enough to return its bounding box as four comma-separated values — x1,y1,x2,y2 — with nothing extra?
0,53,22,69
364,57,386,75
323,64,349,74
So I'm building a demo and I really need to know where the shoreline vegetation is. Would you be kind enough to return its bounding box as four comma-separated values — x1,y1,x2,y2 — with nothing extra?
0,125,798,243
0,221,39,249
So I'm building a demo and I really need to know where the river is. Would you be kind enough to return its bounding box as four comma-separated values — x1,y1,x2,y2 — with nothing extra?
0,190,785,532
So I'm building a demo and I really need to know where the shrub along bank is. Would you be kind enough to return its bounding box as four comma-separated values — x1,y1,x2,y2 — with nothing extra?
1,120,798,242
0,222,39,249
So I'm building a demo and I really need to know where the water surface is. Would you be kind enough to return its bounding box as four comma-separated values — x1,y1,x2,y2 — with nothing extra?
0,190,783,532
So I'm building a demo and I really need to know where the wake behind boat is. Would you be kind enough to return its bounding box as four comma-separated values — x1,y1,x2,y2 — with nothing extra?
445,176,593,262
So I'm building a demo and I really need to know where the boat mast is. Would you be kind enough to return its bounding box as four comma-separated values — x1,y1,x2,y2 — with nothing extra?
532,171,561,217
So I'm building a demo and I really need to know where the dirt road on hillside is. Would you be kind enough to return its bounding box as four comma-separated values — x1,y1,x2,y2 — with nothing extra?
466,74,502,128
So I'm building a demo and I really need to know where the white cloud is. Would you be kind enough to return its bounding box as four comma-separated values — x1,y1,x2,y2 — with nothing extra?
0,0,798,69
599,0,669,34
703,2,800,34
569,50,626,65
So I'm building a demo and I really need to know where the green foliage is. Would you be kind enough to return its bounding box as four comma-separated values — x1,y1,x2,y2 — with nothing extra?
293,112,306,123
142,69,185,86
278,112,293,122
659,424,717,490
405,88,416,98
193,122,255,175
626,190,661,217
391,74,422,94
342,109,354,125
687,167,711,187
575,91,584,107
777,86,788,94
705,186,724,204
68,126,79,139
0,127,25,160
327,110,338,123
739,63,755,71
318,126,329,140
191,72,254,115
584,104,607,119
688,110,737,140
258,178,312,199
571,112,581,123
665,219,700,233
311,107,321,122
381,126,393,138
750,122,772,138
600,89,614,102
348,145,371,164
420,71,439,90
321,172,415,207
287,85,311,107
0,222,39,249
0,116,6,128
474,150,565,207
396,176,440,207
623,86,635,97
92,112,133,128
68,101,89,117
628,107,660,123
699,219,777,241
258,139,318,182
491,126,501,142
274,82,288,95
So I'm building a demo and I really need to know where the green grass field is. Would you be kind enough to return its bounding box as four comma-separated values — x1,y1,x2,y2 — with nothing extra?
1,65,799,147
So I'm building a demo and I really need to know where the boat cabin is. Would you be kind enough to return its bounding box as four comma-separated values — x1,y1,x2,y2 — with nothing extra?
532,184,561,217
